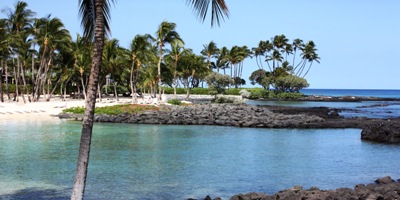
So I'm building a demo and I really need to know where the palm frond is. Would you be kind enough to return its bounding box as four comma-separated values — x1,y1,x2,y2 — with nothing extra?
186,0,229,27
78,0,116,40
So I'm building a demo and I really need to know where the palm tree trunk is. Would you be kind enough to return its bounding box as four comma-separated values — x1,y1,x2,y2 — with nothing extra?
157,43,163,101
173,61,178,99
34,45,48,101
31,46,36,98
47,77,61,101
129,60,136,103
80,74,87,100
13,58,19,102
97,83,102,102
302,61,313,78
5,60,10,100
113,82,119,102
17,57,27,103
71,1,106,199
0,60,4,103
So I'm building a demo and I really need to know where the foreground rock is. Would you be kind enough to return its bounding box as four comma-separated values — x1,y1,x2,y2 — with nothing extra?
194,176,400,200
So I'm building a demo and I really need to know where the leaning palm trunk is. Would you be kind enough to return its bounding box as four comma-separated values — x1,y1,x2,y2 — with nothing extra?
17,58,27,103
71,1,106,199
46,77,62,101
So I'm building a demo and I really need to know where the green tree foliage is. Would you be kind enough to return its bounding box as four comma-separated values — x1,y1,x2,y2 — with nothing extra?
250,34,320,93
275,74,309,93
205,72,233,94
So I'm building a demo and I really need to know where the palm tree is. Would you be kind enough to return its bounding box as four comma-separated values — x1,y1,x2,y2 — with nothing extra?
3,1,35,102
201,41,219,70
103,38,123,101
299,41,320,78
186,0,229,27
72,0,229,199
72,34,91,100
128,34,153,103
216,46,230,74
291,38,304,73
165,41,191,98
178,51,208,99
71,0,115,199
33,16,71,101
154,21,184,100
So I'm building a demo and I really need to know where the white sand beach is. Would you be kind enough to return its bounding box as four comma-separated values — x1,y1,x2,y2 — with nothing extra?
0,94,214,121
0,97,137,121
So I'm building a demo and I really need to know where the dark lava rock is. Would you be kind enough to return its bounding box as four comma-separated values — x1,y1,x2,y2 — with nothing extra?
205,176,400,200
361,121,400,143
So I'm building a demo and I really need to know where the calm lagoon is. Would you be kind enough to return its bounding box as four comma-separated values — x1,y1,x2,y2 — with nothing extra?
1,118,400,199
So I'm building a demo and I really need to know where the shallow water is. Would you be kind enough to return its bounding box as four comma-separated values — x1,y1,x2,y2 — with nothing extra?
1,119,400,199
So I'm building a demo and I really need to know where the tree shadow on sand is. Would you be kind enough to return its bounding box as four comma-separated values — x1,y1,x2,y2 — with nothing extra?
0,187,70,200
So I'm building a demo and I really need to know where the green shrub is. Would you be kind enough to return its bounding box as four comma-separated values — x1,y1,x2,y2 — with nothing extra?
224,88,241,95
62,106,85,114
248,89,270,99
62,104,159,115
211,96,235,104
162,87,210,95
191,88,210,95
167,99,183,105
1,84,32,93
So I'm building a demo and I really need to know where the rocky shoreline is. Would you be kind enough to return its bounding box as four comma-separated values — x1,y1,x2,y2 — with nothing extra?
195,176,400,200
58,102,400,144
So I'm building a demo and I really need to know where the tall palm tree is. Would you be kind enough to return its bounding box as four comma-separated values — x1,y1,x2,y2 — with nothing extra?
165,41,191,98
299,41,320,78
128,34,153,103
72,1,229,199
3,1,35,102
71,0,115,199
201,41,219,70
33,16,71,101
154,21,184,100
103,38,122,101
73,34,91,100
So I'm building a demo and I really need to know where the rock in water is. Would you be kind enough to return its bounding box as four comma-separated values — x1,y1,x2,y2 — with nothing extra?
361,122,400,143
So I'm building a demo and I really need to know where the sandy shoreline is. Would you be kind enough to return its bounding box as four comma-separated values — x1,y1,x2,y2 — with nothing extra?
0,94,215,121
0,97,136,120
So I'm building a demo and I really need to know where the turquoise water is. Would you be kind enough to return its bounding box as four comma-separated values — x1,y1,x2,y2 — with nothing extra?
1,119,400,199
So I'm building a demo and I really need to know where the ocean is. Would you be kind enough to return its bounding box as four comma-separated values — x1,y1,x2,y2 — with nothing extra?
246,89,400,119
301,88,400,98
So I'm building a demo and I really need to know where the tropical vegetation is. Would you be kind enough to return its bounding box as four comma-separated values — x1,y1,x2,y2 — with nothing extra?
0,3,320,104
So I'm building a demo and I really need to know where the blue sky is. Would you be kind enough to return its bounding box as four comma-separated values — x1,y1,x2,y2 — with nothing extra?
2,0,400,89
